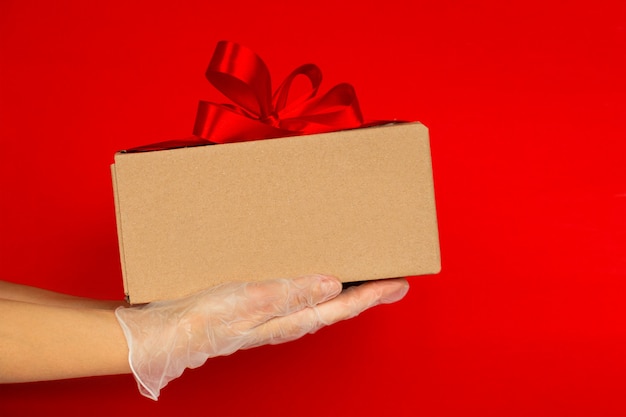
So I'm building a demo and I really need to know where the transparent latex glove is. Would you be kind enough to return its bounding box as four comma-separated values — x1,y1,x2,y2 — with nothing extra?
115,274,409,400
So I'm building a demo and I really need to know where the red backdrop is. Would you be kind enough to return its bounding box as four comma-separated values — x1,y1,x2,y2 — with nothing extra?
1,1,625,416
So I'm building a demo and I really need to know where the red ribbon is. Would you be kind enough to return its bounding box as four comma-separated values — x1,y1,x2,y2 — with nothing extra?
126,41,365,152
193,41,364,143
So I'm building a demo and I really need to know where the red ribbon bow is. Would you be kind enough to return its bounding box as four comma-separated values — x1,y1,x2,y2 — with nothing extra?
192,41,364,144
125,41,369,152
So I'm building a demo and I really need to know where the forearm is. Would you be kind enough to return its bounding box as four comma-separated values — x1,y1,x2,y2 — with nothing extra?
0,298,131,382
0,280,126,309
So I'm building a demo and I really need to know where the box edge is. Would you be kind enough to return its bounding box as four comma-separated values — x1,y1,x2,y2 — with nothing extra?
110,162,131,303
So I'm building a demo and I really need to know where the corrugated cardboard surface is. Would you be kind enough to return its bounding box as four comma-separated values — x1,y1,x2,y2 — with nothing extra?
112,122,440,303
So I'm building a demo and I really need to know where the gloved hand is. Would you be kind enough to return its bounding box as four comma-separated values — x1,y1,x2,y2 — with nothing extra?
115,274,409,400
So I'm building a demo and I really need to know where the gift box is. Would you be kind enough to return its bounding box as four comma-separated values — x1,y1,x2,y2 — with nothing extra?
111,42,441,304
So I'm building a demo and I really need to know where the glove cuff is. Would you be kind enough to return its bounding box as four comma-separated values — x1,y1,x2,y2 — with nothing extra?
115,306,176,401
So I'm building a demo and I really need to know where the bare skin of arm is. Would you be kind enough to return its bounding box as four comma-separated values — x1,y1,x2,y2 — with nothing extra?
0,280,126,309
0,280,131,382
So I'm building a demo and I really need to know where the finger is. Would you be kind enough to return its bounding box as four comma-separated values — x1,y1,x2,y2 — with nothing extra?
246,278,409,347
238,274,342,321
315,278,409,324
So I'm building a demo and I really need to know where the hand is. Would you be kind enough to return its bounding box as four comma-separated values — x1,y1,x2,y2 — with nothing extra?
115,275,409,400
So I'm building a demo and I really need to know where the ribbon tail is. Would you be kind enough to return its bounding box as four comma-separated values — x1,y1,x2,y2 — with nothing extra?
123,137,212,153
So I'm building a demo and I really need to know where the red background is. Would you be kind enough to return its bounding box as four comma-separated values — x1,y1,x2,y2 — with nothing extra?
1,1,625,415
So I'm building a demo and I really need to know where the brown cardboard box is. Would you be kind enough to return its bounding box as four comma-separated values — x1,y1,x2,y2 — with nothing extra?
111,122,440,304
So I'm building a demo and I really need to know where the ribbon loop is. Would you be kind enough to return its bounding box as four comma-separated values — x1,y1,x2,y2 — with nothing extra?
273,64,322,114
205,41,273,119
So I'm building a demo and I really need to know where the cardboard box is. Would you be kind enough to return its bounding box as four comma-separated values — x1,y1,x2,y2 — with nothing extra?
111,122,440,304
